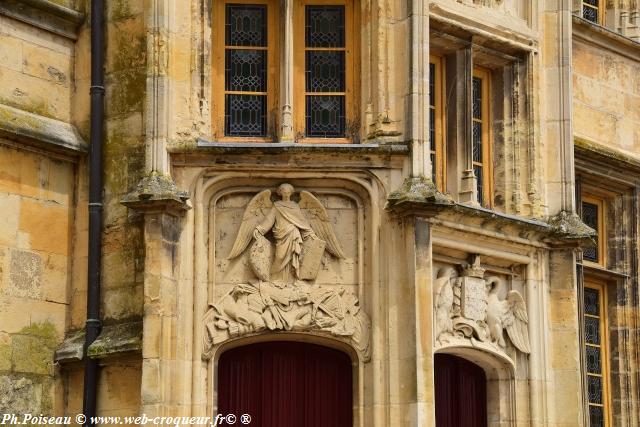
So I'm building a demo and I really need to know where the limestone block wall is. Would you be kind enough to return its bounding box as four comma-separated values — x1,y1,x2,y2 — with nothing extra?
572,39,640,154
0,141,75,415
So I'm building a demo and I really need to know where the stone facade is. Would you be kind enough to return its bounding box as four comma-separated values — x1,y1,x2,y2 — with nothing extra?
0,1,637,426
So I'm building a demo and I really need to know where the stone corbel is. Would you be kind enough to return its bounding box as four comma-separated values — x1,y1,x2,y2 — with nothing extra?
546,210,596,249
121,173,191,216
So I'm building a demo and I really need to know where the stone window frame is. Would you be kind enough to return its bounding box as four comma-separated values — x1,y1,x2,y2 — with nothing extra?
471,66,493,208
429,54,446,192
430,23,530,212
210,0,360,143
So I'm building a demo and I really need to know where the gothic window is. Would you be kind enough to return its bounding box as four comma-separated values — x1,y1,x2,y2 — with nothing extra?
582,0,604,24
429,55,445,191
213,0,279,140
472,67,492,207
581,196,605,265
583,281,610,427
294,0,357,141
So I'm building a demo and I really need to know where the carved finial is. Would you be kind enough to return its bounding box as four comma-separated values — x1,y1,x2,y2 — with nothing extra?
462,254,485,278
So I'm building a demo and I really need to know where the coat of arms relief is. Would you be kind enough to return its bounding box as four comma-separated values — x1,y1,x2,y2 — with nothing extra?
435,255,531,358
203,184,371,361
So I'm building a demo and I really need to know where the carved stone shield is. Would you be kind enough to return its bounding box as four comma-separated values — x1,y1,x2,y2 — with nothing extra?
250,234,273,281
459,277,488,322
298,237,326,280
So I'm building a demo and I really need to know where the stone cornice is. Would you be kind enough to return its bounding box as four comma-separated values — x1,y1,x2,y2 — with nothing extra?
192,139,411,155
572,15,640,62
0,103,87,156
0,0,84,40
121,172,191,215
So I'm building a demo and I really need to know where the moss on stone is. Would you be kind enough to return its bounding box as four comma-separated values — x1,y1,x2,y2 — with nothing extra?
386,176,454,209
0,342,11,371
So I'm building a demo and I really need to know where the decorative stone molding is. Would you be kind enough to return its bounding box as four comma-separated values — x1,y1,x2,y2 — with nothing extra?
435,255,531,360
385,176,454,212
0,103,87,155
0,0,84,40
547,210,596,244
202,184,371,362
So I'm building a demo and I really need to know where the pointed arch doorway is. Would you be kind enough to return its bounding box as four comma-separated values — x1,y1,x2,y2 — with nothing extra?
217,341,353,427
434,353,488,427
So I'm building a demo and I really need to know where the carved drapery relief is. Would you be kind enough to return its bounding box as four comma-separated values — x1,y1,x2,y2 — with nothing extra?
203,184,371,361
434,255,531,358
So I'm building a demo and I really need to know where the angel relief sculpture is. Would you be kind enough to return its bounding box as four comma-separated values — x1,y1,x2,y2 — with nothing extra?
203,184,370,361
434,255,531,357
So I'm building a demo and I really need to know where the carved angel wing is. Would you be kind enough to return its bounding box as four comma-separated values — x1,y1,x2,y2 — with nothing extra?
299,191,346,259
504,290,531,354
227,190,273,259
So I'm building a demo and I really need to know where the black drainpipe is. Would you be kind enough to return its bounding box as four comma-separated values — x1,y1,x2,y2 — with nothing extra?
83,0,104,425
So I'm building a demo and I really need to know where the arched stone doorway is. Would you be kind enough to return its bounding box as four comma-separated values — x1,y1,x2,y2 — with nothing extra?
435,353,488,427
217,341,353,427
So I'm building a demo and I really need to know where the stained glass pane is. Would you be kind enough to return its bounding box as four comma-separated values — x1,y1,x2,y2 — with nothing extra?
475,166,483,206
225,5,267,47
582,201,599,262
584,288,600,316
583,5,599,23
473,121,483,163
225,49,266,92
586,345,602,374
429,63,435,107
430,109,435,152
589,405,604,427
306,6,344,48
225,94,266,137
306,51,345,92
587,375,603,404
305,95,345,137
585,316,601,345
473,77,482,119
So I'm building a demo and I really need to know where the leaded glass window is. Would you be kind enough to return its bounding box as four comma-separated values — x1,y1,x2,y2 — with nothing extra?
429,61,437,185
472,73,489,206
583,284,608,427
582,0,601,24
304,5,346,137
581,200,602,263
223,4,269,137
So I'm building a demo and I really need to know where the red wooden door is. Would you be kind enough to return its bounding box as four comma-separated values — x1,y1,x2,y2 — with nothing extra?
218,341,353,427
434,353,487,427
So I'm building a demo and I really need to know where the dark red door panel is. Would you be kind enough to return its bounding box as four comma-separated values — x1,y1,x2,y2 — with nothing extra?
218,341,352,427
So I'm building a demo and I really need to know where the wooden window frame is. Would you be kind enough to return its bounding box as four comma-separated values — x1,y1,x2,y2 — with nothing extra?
212,0,280,142
583,279,612,427
293,0,359,144
472,66,493,208
581,195,607,267
582,0,605,25
430,54,446,192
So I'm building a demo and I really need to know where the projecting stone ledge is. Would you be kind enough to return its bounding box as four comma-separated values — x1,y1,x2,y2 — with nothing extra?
54,321,143,363
0,103,87,155
547,210,596,243
121,172,191,214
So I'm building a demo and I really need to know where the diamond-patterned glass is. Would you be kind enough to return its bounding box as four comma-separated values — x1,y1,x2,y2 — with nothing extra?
473,77,482,119
582,201,599,262
584,288,599,316
585,316,601,345
587,375,603,404
225,49,266,92
589,405,604,427
305,95,345,137
225,94,266,137
475,166,483,206
473,121,483,163
582,1,599,23
305,51,345,92
225,5,267,46
586,345,602,374
429,63,435,106
305,6,345,47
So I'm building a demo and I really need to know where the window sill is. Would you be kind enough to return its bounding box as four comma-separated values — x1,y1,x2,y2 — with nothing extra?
189,138,410,154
